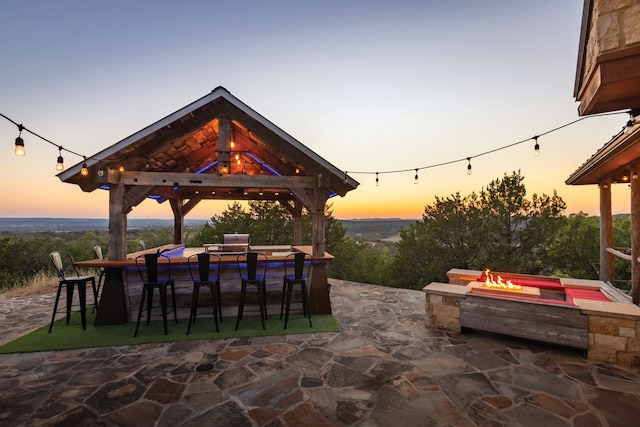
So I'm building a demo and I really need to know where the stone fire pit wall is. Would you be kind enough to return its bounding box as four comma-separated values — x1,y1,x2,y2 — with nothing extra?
424,269,640,368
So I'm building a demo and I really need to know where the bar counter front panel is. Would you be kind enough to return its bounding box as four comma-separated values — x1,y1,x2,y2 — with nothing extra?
75,246,334,326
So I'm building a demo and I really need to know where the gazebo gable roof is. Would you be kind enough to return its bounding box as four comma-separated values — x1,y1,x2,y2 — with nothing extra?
57,86,358,201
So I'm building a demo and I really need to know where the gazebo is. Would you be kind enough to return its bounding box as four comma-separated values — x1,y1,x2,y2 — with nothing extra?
567,0,640,304
57,86,359,314
57,86,358,257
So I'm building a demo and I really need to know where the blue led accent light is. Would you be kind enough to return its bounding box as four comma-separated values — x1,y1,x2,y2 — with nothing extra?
245,152,280,176
195,160,218,174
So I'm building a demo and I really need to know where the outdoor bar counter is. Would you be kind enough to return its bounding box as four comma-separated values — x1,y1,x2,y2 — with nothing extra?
75,245,334,326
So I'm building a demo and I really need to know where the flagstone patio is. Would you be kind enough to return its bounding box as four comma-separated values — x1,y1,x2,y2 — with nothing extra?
1,279,640,426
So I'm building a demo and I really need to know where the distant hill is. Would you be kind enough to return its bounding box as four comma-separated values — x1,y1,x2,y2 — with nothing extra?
0,218,209,233
339,218,417,242
0,217,417,243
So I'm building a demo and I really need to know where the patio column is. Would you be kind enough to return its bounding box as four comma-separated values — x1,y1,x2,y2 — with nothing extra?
293,199,303,245
218,116,231,174
170,199,184,245
108,180,127,260
632,167,640,304
311,175,328,257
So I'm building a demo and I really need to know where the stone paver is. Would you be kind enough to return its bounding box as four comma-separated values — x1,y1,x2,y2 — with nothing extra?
1,279,640,426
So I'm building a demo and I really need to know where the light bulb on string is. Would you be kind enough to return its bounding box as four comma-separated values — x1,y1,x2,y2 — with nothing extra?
533,136,540,157
625,111,635,134
466,157,472,175
14,125,25,157
55,147,64,171
414,168,419,184
81,157,89,176
375,172,379,186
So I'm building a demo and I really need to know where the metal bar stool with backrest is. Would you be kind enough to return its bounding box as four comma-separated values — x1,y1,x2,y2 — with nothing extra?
92,245,107,312
235,252,268,331
48,251,98,333
186,252,223,334
134,252,178,337
280,252,313,329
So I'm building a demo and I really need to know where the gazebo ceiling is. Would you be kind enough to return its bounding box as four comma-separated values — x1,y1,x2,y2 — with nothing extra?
57,87,358,203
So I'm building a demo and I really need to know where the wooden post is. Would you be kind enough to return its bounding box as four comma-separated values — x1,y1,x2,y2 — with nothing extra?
218,116,231,175
170,199,184,244
631,169,640,304
293,199,303,245
312,175,327,257
308,175,331,314
108,180,127,260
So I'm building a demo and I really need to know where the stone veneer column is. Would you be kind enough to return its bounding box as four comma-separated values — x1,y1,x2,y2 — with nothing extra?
574,299,640,368
423,283,467,333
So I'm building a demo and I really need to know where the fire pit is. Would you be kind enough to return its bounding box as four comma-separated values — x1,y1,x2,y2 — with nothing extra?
423,268,640,367
468,270,540,298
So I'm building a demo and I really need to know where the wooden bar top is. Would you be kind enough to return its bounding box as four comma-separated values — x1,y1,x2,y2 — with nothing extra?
75,245,333,268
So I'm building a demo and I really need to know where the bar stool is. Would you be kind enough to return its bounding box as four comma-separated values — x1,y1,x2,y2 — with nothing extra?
280,252,313,329
134,252,178,337
48,251,98,333
235,252,268,331
186,252,222,334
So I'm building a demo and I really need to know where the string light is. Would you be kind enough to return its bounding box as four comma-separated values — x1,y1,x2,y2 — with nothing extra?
533,135,540,157
2,109,630,182
81,157,89,176
56,147,64,171
2,113,92,173
414,168,419,184
14,124,25,157
340,110,628,182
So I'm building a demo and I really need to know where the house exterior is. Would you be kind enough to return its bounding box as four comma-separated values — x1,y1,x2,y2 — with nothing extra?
568,0,640,303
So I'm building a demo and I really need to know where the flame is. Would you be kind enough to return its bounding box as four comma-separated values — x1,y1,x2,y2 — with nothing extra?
483,269,523,291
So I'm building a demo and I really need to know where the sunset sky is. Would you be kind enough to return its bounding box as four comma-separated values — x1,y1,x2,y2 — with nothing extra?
0,1,632,220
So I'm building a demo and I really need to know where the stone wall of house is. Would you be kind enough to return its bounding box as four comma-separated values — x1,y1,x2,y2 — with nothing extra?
587,0,640,60
585,0,640,76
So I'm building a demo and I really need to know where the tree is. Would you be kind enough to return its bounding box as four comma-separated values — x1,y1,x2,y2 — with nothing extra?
187,201,348,250
188,202,252,246
548,212,600,279
392,192,484,287
392,171,567,288
247,201,293,245
613,215,632,288
477,171,566,273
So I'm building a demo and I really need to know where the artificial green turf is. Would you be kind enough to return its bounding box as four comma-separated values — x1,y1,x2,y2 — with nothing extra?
0,310,339,354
